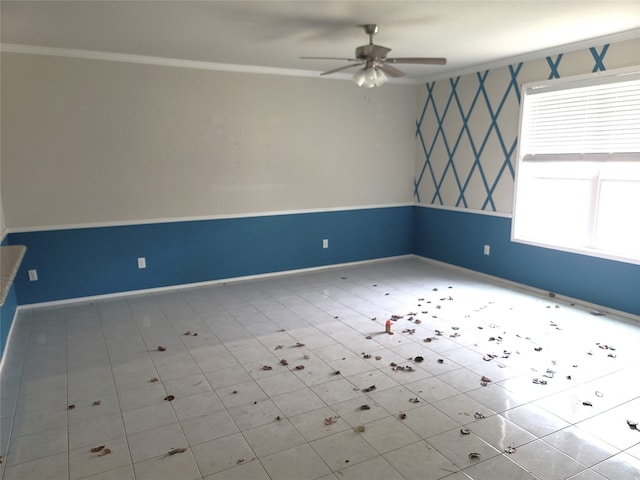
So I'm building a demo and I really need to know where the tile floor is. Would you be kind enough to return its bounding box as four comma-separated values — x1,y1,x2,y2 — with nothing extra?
1,258,639,480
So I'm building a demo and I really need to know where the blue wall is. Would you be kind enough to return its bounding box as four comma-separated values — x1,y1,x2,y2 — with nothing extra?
0,283,18,360
2,204,638,360
8,206,414,305
413,206,640,316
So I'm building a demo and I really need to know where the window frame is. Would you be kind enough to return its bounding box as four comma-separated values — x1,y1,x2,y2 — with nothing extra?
511,66,640,266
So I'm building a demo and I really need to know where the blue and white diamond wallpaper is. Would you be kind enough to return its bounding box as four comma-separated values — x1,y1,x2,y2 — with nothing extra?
414,40,637,214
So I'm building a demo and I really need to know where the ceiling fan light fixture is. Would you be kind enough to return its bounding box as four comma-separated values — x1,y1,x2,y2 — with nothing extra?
353,66,387,88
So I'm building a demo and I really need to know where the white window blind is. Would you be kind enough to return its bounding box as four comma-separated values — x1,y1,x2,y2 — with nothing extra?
513,67,640,265
521,71,640,161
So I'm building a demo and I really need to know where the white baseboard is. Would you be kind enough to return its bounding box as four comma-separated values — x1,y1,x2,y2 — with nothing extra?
413,255,640,325
17,254,415,309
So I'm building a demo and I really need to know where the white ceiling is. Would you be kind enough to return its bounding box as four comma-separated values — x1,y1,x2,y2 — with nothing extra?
2,1,640,83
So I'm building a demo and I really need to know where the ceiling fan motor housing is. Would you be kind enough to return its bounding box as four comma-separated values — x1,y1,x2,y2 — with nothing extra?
355,44,391,61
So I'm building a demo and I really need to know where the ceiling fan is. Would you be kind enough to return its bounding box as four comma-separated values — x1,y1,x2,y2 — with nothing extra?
301,24,446,88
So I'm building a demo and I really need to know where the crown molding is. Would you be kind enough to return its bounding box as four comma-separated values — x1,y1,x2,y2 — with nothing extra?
0,43,418,84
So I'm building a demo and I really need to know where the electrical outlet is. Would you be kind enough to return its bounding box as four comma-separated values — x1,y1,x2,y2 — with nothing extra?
483,244,491,256
28,269,38,281
137,257,147,269
322,239,329,249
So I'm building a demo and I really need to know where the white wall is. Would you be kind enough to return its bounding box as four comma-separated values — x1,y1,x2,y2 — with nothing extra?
1,53,417,230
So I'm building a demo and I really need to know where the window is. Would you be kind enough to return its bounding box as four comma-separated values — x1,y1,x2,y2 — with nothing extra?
512,67,640,264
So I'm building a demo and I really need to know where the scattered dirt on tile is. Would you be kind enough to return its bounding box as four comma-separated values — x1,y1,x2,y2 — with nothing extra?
362,385,376,393
92,400,101,406
68,404,76,410
504,446,517,454
167,447,187,456
324,416,339,425
97,448,111,457
90,445,105,453
468,452,481,459
360,404,371,410
157,346,167,352
280,359,289,366
294,365,305,370
164,395,175,401
399,413,407,420
262,365,273,371
275,345,284,350
150,377,159,383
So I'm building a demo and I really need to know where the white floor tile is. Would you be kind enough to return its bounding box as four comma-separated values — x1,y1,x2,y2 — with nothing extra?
190,432,256,477
2,258,639,480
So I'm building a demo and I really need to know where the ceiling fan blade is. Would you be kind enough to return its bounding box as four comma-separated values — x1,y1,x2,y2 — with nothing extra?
320,62,364,76
300,57,360,62
377,63,405,78
386,57,447,65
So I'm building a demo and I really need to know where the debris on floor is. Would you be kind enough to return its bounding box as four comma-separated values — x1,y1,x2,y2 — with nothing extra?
468,452,481,459
362,385,376,393
460,428,471,435
167,447,187,456
157,346,167,351
91,445,111,457
164,395,175,401
504,446,517,454
324,416,339,425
